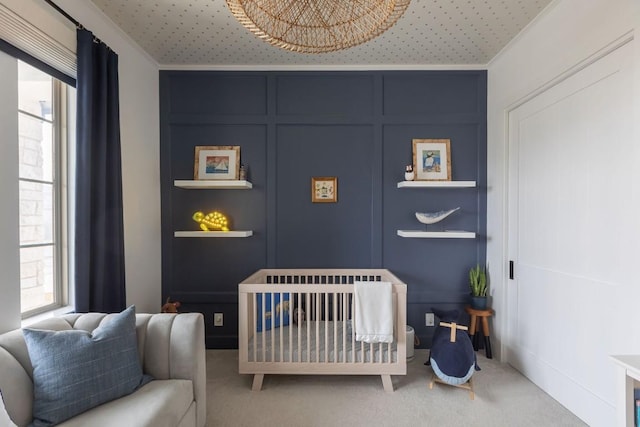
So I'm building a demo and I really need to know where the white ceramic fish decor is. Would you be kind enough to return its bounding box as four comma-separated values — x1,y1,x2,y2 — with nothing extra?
415,207,460,225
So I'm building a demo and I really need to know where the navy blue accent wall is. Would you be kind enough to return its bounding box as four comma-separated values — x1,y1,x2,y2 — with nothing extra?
160,71,487,349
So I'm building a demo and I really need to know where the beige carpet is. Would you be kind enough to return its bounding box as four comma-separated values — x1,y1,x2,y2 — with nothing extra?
206,349,586,427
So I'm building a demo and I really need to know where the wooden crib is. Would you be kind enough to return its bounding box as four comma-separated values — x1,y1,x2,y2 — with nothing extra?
238,269,407,392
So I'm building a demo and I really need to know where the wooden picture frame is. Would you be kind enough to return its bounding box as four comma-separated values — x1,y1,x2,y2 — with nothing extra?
194,146,240,180
412,139,452,181
311,177,337,203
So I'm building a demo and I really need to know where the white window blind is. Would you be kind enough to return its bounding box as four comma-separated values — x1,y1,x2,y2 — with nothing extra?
0,0,76,79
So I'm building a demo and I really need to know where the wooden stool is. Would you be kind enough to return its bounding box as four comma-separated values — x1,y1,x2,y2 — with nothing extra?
464,306,494,359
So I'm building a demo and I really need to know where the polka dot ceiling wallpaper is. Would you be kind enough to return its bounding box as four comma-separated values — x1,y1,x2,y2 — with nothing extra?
90,0,553,67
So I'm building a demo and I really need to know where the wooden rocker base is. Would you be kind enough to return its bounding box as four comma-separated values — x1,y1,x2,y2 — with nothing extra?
429,373,474,400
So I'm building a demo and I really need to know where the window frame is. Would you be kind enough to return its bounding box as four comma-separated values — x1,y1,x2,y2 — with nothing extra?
18,67,71,319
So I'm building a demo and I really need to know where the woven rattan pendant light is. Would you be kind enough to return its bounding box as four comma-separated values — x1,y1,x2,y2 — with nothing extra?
226,0,411,54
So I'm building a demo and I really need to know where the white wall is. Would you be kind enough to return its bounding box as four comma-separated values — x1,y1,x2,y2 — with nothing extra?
487,0,637,424
55,0,161,314
0,51,21,333
0,0,161,328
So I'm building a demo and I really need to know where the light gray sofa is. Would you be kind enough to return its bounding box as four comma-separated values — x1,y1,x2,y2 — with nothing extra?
0,312,206,427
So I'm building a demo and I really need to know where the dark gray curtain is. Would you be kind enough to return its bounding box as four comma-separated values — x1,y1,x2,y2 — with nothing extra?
74,28,125,313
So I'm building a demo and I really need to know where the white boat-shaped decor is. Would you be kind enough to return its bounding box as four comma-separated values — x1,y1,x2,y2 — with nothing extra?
415,207,460,225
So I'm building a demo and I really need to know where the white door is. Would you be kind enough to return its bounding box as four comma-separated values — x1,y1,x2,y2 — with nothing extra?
507,40,639,425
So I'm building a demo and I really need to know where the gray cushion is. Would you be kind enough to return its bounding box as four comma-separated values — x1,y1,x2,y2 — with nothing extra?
23,306,149,426
0,390,17,427
57,379,194,427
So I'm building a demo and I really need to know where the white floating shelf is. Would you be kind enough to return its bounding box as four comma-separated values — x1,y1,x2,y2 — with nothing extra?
397,180,476,188
174,231,253,238
174,180,252,189
397,230,476,239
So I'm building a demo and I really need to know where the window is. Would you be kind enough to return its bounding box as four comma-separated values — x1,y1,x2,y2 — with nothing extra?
18,61,75,317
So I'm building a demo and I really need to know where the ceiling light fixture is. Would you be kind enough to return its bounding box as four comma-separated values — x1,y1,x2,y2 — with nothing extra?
226,0,411,54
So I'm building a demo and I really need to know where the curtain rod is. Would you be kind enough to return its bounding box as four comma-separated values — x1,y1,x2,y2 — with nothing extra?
43,0,80,28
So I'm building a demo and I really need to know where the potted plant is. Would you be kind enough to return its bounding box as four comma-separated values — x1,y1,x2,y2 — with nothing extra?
469,264,488,310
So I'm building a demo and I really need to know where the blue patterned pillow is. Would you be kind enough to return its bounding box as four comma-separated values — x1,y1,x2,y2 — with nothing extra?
23,306,149,426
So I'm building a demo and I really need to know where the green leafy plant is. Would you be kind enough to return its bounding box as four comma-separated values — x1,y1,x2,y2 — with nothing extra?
469,264,487,297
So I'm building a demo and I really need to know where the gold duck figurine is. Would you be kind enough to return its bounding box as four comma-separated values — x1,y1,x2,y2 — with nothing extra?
192,211,229,231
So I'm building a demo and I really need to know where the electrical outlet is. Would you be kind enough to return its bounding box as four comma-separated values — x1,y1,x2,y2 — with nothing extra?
213,313,223,327
425,312,435,327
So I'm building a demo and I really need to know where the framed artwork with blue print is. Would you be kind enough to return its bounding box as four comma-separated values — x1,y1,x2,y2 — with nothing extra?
256,293,290,332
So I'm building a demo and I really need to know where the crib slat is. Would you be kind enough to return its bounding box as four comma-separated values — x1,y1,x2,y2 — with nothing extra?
351,294,356,363
324,292,328,363
306,292,311,363
270,292,275,362
288,293,293,363
315,292,320,363
279,292,284,363
342,292,347,363
296,293,301,362
252,293,257,363
332,293,340,363
261,292,266,363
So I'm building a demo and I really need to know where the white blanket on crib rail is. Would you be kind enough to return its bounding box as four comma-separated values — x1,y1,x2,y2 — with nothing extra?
354,281,393,343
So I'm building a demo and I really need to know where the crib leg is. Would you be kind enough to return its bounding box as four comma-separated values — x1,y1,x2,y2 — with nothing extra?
252,374,264,391
381,375,394,393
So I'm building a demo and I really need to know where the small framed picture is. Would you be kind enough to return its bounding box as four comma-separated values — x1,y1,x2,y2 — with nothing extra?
311,177,337,203
194,146,240,180
412,139,452,181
